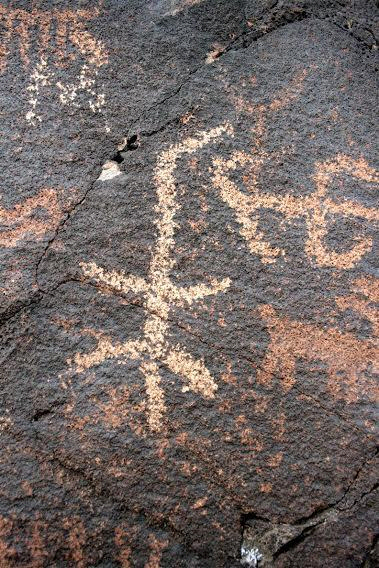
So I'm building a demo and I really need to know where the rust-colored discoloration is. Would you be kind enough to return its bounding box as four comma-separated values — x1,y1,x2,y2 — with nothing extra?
0,188,62,247
257,304,378,403
64,517,86,568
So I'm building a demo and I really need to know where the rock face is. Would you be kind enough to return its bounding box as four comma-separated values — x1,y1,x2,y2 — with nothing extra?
0,1,378,567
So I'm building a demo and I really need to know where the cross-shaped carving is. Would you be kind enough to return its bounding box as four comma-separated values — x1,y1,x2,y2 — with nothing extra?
66,125,232,431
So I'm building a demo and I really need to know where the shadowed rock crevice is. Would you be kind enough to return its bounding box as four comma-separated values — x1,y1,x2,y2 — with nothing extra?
240,446,378,565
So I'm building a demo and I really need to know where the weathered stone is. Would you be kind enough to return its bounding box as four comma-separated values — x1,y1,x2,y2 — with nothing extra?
1,1,378,566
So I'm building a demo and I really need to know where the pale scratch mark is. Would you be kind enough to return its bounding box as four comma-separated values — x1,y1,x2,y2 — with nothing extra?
25,57,53,124
97,161,122,181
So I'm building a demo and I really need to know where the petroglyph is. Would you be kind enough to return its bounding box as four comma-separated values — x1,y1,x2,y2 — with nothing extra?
256,302,378,403
336,276,379,336
0,3,108,124
0,4,107,70
213,70,379,268
64,125,232,431
213,152,379,268
0,188,62,247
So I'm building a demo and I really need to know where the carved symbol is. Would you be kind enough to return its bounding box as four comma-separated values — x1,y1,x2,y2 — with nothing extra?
0,188,62,247
256,280,379,403
0,3,108,124
213,151,379,268
213,69,379,269
65,125,232,431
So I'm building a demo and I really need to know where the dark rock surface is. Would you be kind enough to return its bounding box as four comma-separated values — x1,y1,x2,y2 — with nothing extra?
0,1,378,567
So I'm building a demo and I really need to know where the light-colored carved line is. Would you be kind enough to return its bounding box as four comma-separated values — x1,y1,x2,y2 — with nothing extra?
80,262,148,295
71,338,145,374
306,154,379,269
140,360,167,432
164,346,217,398
169,278,231,305
213,151,379,269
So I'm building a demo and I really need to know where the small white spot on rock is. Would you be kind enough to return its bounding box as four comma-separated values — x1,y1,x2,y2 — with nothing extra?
98,160,121,181
240,546,263,567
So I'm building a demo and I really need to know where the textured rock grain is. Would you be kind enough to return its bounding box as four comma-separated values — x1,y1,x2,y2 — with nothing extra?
0,1,378,566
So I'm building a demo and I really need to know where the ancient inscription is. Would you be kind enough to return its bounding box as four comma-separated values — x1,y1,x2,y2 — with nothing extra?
0,3,108,124
64,126,232,431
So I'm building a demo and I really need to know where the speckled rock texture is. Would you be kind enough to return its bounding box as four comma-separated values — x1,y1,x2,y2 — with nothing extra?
0,1,378,567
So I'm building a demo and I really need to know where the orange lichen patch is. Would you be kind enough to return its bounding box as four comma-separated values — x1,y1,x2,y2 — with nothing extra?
0,188,62,247
213,151,379,268
336,276,379,335
64,518,86,568
257,304,378,403
65,126,232,432
145,534,168,568
0,3,107,71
